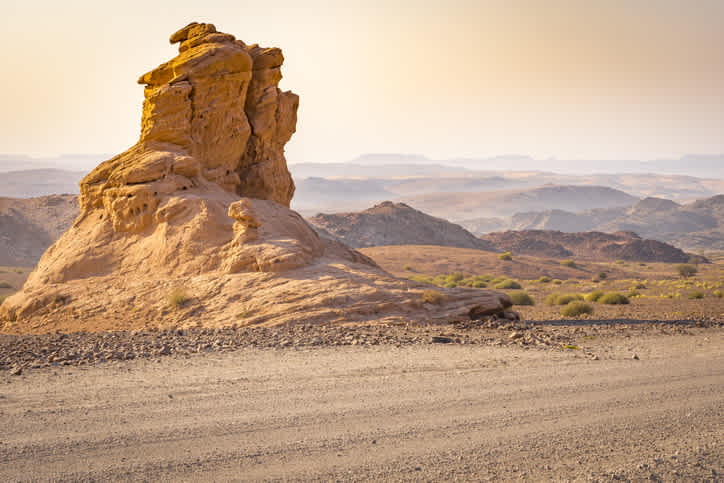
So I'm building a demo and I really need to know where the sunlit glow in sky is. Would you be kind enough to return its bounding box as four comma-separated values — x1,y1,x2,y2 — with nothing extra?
1,0,723,163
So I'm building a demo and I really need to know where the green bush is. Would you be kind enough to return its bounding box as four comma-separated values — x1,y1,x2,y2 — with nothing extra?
552,279,563,285
584,290,605,302
168,288,190,308
688,291,705,299
494,279,522,290
498,251,513,261
509,291,534,306
675,264,697,278
422,290,444,304
538,276,551,283
545,292,584,306
0,281,12,289
448,272,465,282
560,259,577,268
472,281,487,288
408,275,434,285
561,301,593,317
598,292,630,305
627,290,641,298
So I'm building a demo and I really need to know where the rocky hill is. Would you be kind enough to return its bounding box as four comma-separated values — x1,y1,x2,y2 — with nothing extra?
480,230,694,263
0,195,78,266
464,195,724,252
1,23,512,333
307,202,496,250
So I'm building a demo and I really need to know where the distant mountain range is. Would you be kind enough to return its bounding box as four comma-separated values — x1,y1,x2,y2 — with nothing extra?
460,195,724,252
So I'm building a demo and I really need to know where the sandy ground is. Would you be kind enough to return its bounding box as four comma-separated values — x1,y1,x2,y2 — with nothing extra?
1,328,722,481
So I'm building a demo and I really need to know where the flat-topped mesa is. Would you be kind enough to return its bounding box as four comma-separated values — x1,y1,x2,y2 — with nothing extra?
80,22,297,233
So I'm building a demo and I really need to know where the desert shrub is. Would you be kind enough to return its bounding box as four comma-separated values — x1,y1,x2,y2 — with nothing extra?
490,276,508,284
494,279,522,290
675,264,697,278
598,292,630,305
472,281,487,288
0,295,6,304
498,251,513,261
421,290,444,305
688,291,705,299
552,279,563,285
444,281,457,288
509,291,534,306
14,268,23,274
538,276,551,283
545,292,584,306
403,264,414,271
633,282,646,289
0,281,12,289
615,260,625,265
560,259,577,268
598,271,608,280
168,288,190,308
408,275,434,285
448,272,465,282
714,290,723,298
584,290,605,302
561,301,593,317
627,290,641,298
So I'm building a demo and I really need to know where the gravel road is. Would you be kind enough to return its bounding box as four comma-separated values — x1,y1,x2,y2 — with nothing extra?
1,329,722,481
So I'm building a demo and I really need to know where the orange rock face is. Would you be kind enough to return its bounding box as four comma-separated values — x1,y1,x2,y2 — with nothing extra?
81,21,297,235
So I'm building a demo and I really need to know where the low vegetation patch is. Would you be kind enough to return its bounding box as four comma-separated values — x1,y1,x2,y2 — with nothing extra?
627,290,641,298
538,276,551,283
509,291,534,306
676,263,697,278
494,279,522,290
0,281,12,289
560,259,577,268
560,301,593,317
584,290,605,302
687,291,705,299
498,251,513,261
598,292,630,305
421,290,444,305
168,288,190,308
552,279,562,285
715,290,723,298
545,292,584,306
598,271,608,279
403,264,414,271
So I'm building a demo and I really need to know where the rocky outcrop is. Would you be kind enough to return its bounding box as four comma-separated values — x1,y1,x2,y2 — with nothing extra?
1,23,512,333
308,202,497,250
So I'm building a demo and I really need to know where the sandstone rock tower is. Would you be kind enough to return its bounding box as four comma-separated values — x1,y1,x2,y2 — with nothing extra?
1,23,512,332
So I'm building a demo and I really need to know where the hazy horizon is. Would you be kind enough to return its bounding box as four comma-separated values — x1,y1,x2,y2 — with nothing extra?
2,1,724,167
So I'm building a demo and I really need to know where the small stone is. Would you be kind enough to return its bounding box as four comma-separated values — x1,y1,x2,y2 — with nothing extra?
632,354,639,360
10,365,22,376
431,336,453,344
509,331,523,340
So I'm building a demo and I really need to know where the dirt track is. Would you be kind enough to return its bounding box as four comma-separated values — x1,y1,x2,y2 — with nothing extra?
1,329,722,481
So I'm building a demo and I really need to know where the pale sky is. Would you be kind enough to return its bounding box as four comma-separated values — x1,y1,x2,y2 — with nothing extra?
1,0,723,164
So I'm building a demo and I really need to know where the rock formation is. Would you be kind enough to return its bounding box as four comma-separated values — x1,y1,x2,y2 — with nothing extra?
0,23,512,333
307,202,497,250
